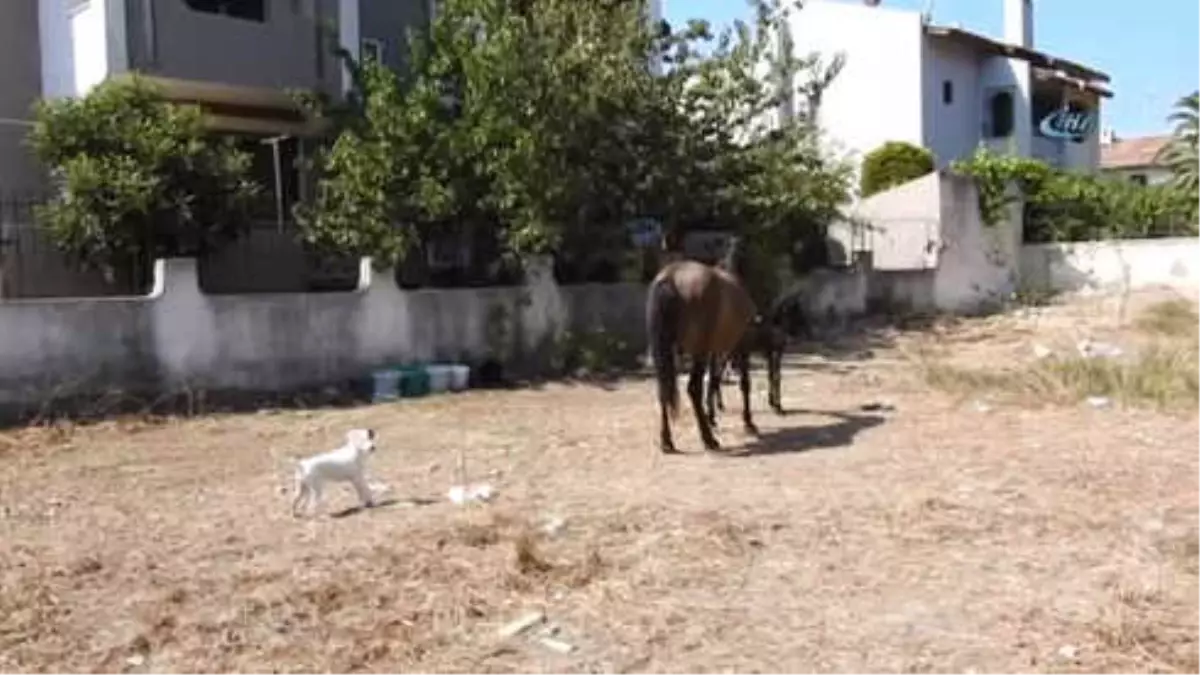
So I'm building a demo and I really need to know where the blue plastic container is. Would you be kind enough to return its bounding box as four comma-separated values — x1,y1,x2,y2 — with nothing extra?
371,369,402,402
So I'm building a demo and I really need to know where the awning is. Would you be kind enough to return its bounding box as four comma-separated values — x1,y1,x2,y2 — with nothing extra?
108,73,331,137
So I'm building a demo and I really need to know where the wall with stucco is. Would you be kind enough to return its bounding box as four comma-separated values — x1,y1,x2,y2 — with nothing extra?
0,257,645,415
1019,237,1199,294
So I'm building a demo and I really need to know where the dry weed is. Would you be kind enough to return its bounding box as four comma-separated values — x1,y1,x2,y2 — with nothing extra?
1135,298,1199,339
0,288,1194,673
918,343,1198,410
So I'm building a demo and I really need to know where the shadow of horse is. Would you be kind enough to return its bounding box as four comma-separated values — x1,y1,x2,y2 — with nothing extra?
328,496,440,519
724,407,887,457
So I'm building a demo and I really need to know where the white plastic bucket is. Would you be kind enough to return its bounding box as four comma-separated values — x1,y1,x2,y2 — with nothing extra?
426,365,453,393
449,364,470,391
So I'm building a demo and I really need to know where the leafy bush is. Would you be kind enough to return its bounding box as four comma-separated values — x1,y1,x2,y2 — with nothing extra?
952,147,1198,242
859,141,935,198
298,0,853,272
550,328,642,376
1157,91,1198,196
29,76,258,278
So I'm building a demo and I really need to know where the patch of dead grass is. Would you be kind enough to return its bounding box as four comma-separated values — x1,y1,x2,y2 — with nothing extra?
1135,298,1199,339
919,342,1198,411
0,288,1195,673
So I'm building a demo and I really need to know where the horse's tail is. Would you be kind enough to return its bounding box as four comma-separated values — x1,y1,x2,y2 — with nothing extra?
646,278,681,420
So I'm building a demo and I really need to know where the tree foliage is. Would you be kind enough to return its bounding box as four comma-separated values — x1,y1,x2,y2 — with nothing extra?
297,0,853,295
1157,90,1199,196
953,147,1197,242
859,141,935,198
29,76,258,278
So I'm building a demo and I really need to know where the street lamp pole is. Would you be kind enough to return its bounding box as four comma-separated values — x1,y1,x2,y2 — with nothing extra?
260,135,291,231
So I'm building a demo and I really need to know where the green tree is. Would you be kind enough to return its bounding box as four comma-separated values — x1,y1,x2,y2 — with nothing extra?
859,141,935,198
29,76,258,280
1157,91,1199,196
298,0,853,294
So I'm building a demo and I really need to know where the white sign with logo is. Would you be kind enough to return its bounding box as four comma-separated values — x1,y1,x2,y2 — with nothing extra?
1038,107,1096,143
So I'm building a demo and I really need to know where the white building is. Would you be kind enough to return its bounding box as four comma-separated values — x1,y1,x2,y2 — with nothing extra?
1099,131,1173,185
782,0,1112,176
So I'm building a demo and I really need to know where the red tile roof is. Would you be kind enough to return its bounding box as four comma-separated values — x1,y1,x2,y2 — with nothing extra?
1100,135,1172,169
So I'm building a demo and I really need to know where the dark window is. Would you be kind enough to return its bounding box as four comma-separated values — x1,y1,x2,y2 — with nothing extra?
183,0,265,22
361,38,384,63
942,80,953,105
989,91,1014,138
1129,173,1147,186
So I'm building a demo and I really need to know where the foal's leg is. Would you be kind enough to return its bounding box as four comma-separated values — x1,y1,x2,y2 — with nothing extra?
688,357,720,451
767,344,784,414
736,349,759,436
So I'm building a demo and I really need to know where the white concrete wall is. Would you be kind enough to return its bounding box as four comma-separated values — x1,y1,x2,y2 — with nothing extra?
845,171,941,271
818,169,1024,317
38,0,114,99
979,53,1031,159
338,0,360,94
924,39,984,168
1060,114,1101,171
69,0,110,96
786,0,926,171
932,171,1022,313
1019,237,1200,294
0,258,646,414
38,0,77,98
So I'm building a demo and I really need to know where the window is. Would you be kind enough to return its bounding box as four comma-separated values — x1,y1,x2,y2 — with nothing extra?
1129,174,1147,186
361,38,384,63
988,90,1014,138
942,80,953,105
183,0,265,23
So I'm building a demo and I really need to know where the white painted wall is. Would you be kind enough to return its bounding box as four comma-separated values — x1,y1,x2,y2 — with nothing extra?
38,0,76,98
786,0,926,171
69,0,110,96
1020,237,1199,294
932,171,1022,313
846,171,941,271
339,0,361,94
979,53,1031,159
0,257,646,413
924,39,984,168
1059,101,1101,170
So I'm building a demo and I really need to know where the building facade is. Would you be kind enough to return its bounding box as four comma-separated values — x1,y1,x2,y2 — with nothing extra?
782,0,1112,179
1099,131,1173,185
0,0,443,195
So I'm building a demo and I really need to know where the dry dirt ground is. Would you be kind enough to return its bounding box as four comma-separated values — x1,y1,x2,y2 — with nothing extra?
1,288,1196,673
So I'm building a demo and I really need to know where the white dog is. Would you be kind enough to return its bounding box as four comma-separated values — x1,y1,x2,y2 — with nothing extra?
291,428,378,517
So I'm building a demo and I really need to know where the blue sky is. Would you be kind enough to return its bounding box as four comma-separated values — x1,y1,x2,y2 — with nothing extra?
664,0,1199,137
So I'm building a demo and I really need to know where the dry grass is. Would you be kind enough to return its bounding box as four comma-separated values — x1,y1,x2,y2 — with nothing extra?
918,294,1200,411
1136,299,1200,339
921,344,1199,410
0,288,1196,673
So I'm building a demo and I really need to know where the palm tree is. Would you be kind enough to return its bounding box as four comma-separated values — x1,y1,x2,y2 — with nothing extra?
1156,91,1198,194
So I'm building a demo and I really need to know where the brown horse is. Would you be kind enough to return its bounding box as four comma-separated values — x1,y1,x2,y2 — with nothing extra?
646,236,758,453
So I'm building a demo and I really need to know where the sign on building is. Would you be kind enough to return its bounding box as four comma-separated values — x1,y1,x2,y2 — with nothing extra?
1038,107,1096,143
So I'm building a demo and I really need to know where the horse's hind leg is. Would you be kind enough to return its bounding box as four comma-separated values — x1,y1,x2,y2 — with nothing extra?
688,357,720,451
660,402,678,454
736,349,759,436
705,356,723,427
